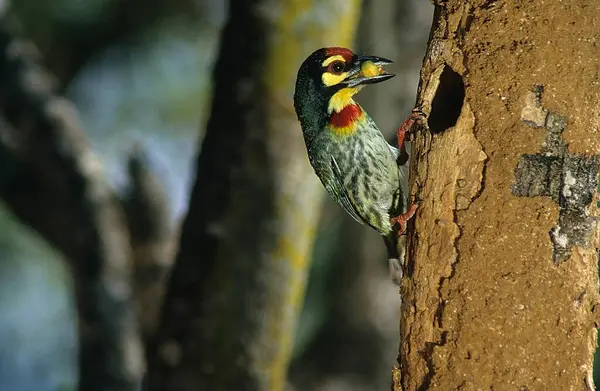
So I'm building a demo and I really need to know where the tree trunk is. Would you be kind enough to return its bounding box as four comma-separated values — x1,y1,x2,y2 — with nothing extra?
0,12,145,391
145,1,361,391
398,1,600,390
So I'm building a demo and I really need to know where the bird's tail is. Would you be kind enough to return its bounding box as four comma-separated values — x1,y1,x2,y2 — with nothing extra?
383,232,405,286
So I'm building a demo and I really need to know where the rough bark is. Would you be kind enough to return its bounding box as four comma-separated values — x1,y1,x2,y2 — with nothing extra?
0,12,144,391
145,1,361,390
398,1,600,390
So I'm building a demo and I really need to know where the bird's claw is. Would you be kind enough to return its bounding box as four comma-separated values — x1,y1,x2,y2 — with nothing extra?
397,106,427,153
390,202,419,237
411,106,427,122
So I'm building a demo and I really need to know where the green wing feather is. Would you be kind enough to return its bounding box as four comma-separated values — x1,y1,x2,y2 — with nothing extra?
329,155,364,225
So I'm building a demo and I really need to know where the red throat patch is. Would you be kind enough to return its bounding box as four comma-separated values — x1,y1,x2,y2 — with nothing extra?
325,47,354,63
329,104,363,128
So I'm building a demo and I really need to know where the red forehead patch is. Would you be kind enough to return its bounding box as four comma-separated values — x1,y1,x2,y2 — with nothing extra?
325,47,354,63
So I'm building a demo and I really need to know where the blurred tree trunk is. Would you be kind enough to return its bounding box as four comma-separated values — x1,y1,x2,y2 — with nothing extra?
289,215,399,391
398,1,600,390
145,1,361,391
0,11,145,391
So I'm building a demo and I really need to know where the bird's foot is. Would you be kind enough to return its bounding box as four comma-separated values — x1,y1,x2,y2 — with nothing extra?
397,107,427,163
390,202,418,237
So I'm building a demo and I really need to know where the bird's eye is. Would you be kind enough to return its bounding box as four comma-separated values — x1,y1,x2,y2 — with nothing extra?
328,61,345,74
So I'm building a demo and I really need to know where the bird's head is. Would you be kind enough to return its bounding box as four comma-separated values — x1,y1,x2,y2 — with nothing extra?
294,47,394,137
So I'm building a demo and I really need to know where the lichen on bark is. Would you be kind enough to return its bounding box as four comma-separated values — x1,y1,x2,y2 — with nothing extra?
513,85,599,264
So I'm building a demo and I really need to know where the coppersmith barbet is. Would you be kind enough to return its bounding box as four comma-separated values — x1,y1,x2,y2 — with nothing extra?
293,47,422,284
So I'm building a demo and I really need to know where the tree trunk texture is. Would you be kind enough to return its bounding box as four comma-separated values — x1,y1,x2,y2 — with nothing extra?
398,1,600,390
145,1,361,391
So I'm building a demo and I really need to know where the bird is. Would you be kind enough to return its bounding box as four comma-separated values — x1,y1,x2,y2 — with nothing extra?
293,47,423,284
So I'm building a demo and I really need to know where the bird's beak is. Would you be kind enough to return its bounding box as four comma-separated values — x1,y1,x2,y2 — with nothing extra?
341,55,395,88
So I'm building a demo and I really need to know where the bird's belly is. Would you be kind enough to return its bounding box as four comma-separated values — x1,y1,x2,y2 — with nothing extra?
311,130,402,235
344,155,400,234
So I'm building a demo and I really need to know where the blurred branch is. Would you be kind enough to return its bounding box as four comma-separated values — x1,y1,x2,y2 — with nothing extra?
123,146,175,343
145,0,361,390
0,12,143,391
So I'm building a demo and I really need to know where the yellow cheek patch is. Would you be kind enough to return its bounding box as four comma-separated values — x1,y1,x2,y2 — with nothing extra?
327,87,361,113
322,71,348,87
321,55,346,67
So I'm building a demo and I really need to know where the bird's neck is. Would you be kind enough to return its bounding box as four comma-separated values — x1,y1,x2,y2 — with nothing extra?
327,87,361,114
328,103,364,137
294,78,364,142
294,77,330,144
326,87,365,137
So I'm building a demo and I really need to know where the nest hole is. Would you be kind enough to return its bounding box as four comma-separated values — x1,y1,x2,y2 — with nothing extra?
428,65,465,133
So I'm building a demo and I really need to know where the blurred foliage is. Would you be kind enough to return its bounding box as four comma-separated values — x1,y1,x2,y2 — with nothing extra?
14,0,116,27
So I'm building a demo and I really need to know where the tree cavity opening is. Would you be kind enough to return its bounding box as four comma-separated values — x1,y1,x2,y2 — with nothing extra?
428,65,465,134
